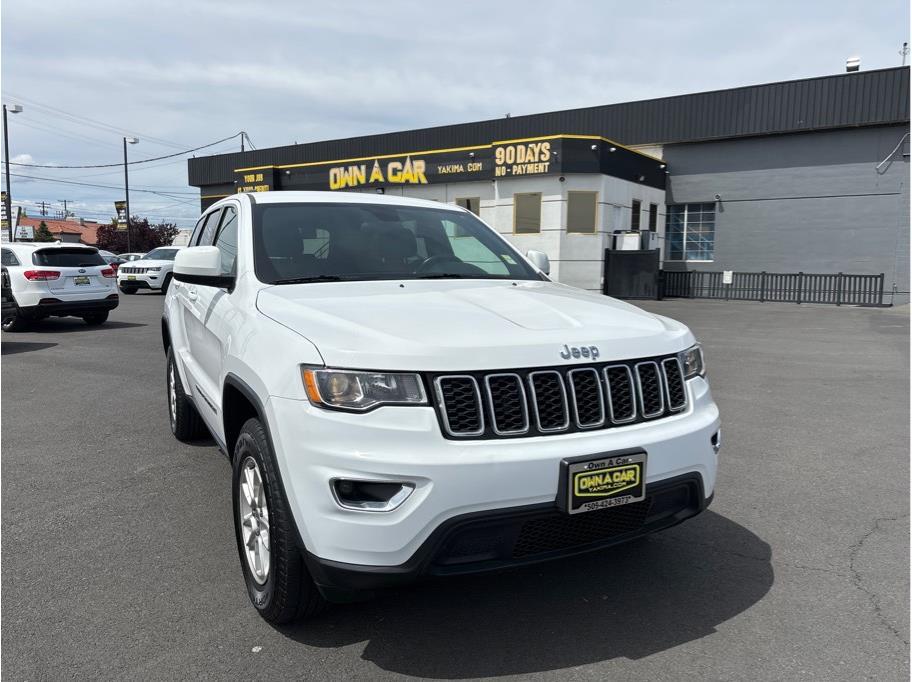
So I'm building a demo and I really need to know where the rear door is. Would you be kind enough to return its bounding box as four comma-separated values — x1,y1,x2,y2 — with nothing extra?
32,247,109,296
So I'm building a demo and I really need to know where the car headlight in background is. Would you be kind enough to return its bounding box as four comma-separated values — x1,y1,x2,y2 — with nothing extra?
148,267,162,272
678,343,705,379
302,368,427,411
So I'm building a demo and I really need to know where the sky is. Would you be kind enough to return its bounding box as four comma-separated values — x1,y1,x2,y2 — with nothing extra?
1,0,909,229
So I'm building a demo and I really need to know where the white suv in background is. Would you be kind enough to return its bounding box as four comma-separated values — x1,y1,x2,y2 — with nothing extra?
117,246,182,294
162,191,721,624
1,242,119,331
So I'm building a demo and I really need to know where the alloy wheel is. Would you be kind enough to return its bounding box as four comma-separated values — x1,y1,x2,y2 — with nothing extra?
168,363,177,430
238,456,270,584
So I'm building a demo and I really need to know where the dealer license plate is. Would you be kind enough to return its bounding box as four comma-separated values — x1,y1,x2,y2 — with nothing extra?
73,276,90,286
561,451,646,515
127,275,136,280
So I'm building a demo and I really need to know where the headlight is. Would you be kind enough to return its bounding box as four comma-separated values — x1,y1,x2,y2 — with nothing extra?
148,267,162,272
678,343,705,379
301,368,427,411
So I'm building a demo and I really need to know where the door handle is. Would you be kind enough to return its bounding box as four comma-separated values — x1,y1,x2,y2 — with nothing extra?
187,287,198,301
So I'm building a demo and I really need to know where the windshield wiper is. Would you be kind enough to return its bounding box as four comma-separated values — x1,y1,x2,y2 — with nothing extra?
272,275,346,285
415,273,468,279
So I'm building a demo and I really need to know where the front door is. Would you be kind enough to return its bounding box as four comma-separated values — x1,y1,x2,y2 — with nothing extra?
177,205,240,438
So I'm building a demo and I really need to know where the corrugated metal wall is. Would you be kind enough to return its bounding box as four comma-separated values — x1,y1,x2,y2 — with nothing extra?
188,67,910,187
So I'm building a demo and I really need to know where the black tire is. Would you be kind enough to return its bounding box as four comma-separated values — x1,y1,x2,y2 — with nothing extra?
82,311,109,326
166,346,206,441
232,417,325,624
120,286,137,295
160,274,172,294
2,311,30,332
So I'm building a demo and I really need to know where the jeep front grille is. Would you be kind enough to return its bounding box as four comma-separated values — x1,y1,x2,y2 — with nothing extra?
434,375,484,436
119,266,149,274
432,354,688,439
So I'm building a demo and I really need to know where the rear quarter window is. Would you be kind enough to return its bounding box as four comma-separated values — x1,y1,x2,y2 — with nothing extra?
32,248,105,267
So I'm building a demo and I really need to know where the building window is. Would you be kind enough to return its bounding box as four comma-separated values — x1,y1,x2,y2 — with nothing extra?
630,199,641,231
648,203,658,231
665,203,715,261
567,191,598,234
514,193,542,234
455,197,480,215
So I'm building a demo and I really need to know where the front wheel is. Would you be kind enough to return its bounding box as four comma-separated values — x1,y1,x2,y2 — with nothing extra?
232,418,325,624
82,311,109,326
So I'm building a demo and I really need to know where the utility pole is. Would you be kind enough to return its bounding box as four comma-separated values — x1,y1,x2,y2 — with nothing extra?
58,199,70,218
241,131,245,152
39,200,49,216
123,137,138,252
901,42,910,66
3,103,24,242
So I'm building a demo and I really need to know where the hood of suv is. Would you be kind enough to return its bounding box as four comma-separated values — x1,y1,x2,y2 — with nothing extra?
257,279,693,371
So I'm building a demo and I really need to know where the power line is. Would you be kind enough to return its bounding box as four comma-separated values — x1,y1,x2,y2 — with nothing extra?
9,171,199,196
5,133,243,169
11,118,123,150
0,91,189,150
16,197,196,219
65,142,244,180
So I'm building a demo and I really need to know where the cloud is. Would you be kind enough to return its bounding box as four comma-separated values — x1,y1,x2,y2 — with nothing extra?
2,0,908,226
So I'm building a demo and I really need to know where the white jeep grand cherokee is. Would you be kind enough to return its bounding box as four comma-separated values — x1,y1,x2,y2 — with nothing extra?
163,191,720,624
117,246,182,295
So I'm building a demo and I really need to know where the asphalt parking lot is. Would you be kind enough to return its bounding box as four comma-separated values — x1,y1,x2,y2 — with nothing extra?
1,294,908,680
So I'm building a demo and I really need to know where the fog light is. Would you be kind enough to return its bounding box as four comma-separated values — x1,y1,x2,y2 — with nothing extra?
331,479,414,512
711,429,722,454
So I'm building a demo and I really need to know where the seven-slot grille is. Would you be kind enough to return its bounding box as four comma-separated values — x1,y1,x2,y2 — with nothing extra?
119,266,151,274
432,354,689,439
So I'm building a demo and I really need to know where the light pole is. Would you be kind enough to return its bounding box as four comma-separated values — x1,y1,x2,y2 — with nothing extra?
3,103,23,242
123,136,138,251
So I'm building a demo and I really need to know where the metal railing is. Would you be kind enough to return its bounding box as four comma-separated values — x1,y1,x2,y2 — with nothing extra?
661,270,885,306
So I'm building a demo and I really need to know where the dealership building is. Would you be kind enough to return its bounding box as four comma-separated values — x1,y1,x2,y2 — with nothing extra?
188,66,910,302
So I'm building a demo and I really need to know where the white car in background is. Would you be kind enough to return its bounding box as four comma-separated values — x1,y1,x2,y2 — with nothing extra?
117,246,182,294
0,242,119,331
118,252,146,262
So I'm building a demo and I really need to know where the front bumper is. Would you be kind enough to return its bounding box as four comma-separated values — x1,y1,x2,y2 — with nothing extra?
268,376,720,572
305,473,710,600
118,273,162,290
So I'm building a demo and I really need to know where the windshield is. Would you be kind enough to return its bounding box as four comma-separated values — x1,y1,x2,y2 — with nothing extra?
253,202,540,284
144,248,179,261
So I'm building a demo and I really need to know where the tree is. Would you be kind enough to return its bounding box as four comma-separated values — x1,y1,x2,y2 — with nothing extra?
95,216,181,253
34,221,55,242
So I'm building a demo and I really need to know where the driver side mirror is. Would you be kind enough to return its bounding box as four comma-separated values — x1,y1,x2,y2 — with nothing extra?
173,246,234,289
525,250,550,275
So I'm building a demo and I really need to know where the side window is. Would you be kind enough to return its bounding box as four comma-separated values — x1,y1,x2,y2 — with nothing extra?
197,209,223,246
1,248,19,266
189,215,207,246
442,219,509,276
213,206,239,276
301,227,330,259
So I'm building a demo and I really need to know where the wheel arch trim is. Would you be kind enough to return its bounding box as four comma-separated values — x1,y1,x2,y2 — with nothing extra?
223,372,311,554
